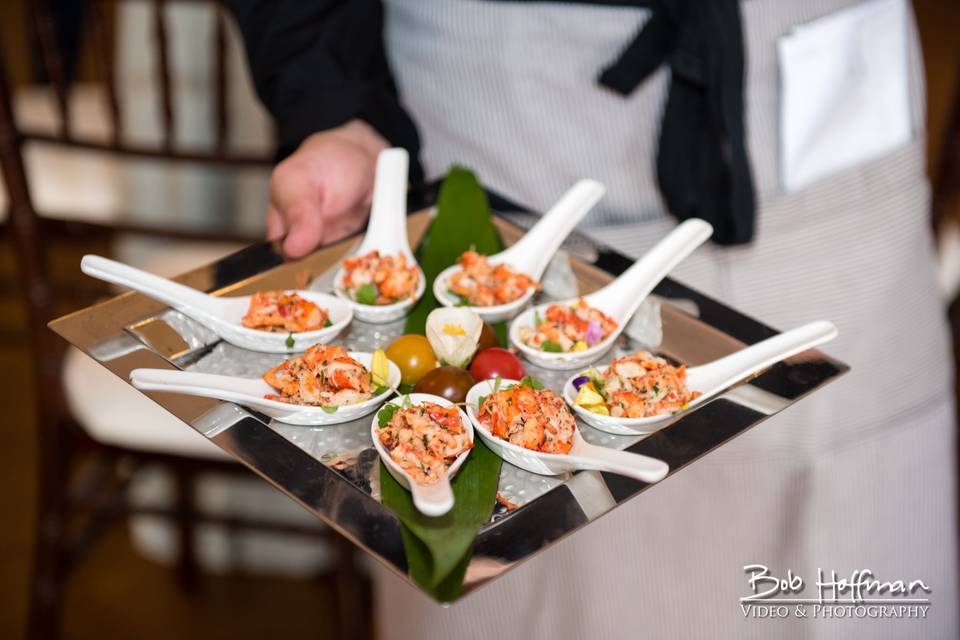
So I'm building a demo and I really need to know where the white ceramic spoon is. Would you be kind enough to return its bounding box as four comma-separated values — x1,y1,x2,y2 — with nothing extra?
565,320,839,435
464,380,669,483
332,148,426,323
130,352,401,426
81,255,352,353
509,218,713,370
433,179,606,322
370,393,474,517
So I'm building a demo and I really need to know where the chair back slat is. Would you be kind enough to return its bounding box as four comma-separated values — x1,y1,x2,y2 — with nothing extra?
0,45,58,362
213,7,229,152
152,0,175,150
9,0,275,162
88,0,122,146
30,0,73,140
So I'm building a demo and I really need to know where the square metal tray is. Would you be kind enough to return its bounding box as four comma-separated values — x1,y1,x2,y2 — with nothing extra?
49,207,848,603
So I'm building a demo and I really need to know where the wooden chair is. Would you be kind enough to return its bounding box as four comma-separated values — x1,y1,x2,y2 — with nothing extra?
0,2,367,638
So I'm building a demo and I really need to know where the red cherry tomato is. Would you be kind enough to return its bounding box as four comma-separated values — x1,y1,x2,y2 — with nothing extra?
469,347,524,381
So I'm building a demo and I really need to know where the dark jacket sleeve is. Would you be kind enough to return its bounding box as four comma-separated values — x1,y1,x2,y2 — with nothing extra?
227,0,422,178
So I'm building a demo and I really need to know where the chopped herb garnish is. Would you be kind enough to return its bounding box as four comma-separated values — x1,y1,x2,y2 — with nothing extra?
447,290,470,307
652,384,660,395
285,333,295,349
355,282,378,305
541,340,563,353
519,375,544,390
377,403,399,428
321,405,338,414
422,434,429,447
477,394,486,409
592,378,606,399
493,375,503,393
324,318,332,328
372,384,390,396
533,310,544,326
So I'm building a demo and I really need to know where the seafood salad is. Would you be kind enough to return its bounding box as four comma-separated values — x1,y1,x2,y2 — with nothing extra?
477,381,575,454
447,250,537,306
242,291,329,333
377,400,472,484
519,298,618,352
573,351,700,418
263,344,385,407
340,250,420,305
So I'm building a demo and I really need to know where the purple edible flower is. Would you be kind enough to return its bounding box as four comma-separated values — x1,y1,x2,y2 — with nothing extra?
584,320,602,346
572,375,589,390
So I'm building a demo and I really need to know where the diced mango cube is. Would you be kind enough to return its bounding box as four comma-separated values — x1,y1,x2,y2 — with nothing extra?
575,384,604,407
585,403,609,416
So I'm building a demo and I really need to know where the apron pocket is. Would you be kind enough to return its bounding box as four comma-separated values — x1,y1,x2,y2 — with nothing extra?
777,0,914,193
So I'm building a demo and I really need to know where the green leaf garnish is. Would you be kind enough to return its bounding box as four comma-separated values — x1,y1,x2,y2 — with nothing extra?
541,340,563,353
324,317,332,328
372,384,390,396
493,375,502,393
377,403,399,428
321,405,338,414
379,438,501,601
492,321,508,347
519,375,544,390
355,282,378,305
402,167,504,335
476,394,486,409
285,333,295,349
382,168,505,600
533,310,544,327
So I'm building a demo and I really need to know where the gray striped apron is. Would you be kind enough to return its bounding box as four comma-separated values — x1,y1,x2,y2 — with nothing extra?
375,1,959,637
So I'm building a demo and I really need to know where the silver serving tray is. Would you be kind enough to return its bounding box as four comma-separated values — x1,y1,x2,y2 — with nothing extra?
49,207,848,603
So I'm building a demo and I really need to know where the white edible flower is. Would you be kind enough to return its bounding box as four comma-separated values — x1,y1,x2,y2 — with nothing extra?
425,307,483,368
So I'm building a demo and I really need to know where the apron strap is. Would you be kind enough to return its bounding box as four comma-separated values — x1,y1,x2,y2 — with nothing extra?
598,0,756,245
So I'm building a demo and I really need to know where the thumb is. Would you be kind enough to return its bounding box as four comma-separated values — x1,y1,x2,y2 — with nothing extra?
281,202,326,259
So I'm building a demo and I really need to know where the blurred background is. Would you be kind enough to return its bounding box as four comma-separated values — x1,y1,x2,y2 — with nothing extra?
0,1,957,638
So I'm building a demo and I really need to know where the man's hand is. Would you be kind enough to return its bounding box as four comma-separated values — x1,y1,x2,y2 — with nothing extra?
268,119,389,259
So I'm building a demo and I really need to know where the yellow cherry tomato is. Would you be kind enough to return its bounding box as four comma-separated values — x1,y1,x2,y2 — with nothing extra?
385,334,438,385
